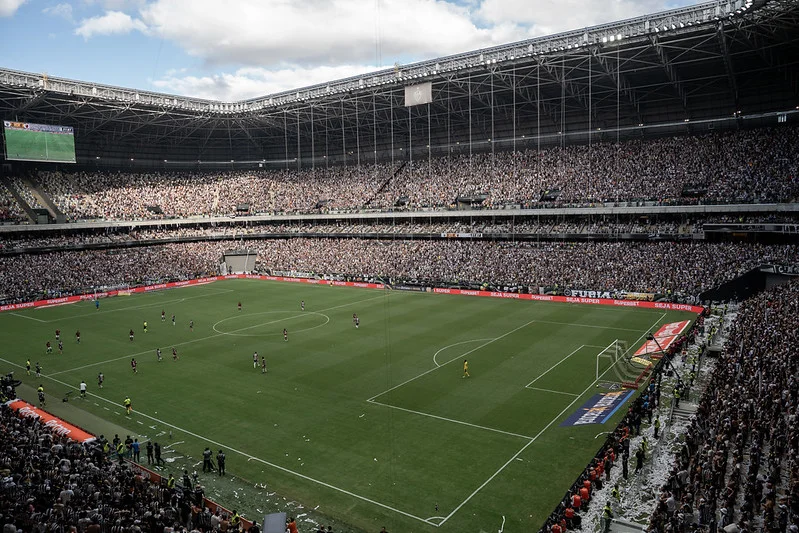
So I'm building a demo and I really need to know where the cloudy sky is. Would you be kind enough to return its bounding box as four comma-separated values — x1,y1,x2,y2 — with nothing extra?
0,0,699,101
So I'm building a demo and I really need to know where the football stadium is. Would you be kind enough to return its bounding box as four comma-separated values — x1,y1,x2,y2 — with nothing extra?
0,1,798,533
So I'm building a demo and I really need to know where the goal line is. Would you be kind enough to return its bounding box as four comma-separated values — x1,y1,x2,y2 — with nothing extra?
595,339,653,390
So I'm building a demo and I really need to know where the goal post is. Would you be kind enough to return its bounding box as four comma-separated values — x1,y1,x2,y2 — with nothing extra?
596,339,652,389
596,340,629,382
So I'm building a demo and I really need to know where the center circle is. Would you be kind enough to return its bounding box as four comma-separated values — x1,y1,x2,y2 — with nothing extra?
212,311,330,337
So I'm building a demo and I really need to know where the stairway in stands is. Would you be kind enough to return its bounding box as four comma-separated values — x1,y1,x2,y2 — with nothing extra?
24,176,66,223
365,161,408,206
0,176,36,222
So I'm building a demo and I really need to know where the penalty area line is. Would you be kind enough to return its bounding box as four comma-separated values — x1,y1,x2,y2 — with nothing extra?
525,345,586,388
437,311,669,527
432,338,495,368
368,319,536,402
526,387,579,397
367,398,533,440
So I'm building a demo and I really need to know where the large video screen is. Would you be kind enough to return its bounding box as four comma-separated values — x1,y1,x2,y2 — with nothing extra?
3,121,76,163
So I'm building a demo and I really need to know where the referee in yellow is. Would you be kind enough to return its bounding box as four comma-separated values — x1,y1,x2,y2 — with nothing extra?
462,359,470,378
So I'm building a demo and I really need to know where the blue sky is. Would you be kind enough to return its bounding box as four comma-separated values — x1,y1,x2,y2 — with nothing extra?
0,0,700,101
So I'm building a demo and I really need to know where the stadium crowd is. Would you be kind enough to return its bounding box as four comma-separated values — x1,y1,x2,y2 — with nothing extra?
648,279,799,533
0,218,711,251
0,186,27,223
1,239,797,304
0,402,255,533
0,126,794,222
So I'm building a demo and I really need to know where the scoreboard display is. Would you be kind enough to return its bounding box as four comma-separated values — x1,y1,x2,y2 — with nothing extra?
3,121,76,163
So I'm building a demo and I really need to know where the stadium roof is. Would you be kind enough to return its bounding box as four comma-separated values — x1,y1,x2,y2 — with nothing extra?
1,0,798,167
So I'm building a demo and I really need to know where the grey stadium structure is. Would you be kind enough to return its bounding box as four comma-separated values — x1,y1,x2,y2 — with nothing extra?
1,0,798,168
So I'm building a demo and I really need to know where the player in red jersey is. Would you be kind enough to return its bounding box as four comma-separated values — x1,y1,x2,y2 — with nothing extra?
46,341,52,354
55,329,60,341
131,358,138,374
238,302,242,312
129,329,135,342
172,347,179,361
283,328,288,342
75,330,81,343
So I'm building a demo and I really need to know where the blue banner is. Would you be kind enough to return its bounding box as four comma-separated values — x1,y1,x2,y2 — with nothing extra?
560,390,635,426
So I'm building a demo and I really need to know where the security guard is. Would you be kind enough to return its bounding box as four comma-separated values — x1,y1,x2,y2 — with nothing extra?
611,484,621,502
601,501,614,533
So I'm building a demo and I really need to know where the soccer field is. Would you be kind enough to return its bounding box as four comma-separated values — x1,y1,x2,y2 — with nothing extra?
0,280,695,531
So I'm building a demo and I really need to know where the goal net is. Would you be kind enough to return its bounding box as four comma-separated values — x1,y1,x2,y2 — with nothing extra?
596,340,653,389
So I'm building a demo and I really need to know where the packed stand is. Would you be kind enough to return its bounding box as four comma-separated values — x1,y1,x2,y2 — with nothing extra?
0,185,26,223
1,239,797,304
648,279,799,533
0,218,713,251
5,212,784,251
17,126,798,221
35,171,103,220
5,177,45,210
0,401,254,533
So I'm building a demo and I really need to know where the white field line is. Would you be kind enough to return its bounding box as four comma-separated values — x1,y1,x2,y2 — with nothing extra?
367,398,534,440
526,387,579,397
211,312,330,338
10,312,47,323
0,357,432,526
34,288,235,323
368,319,537,402
533,319,644,332
525,345,587,388
437,311,668,527
49,293,385,377
432,338,495,368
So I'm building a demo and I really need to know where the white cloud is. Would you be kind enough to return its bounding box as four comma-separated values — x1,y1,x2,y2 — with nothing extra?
80,0,146,9
43,2,73,21
476,0,692,37
139,0,503,68
75,9,147,38
153,64,381,101
0,0,27,17
137,0,697,70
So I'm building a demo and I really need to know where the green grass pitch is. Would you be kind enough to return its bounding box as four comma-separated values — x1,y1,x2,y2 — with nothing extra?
0,280,694,531
4,128,76,163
